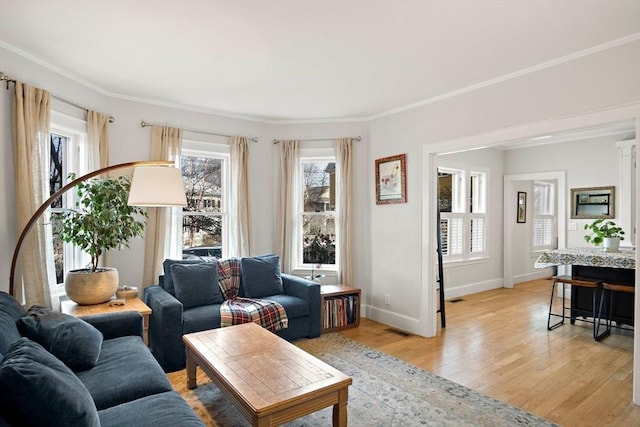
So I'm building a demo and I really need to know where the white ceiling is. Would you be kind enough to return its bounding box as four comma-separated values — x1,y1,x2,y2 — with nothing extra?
1,1,639,123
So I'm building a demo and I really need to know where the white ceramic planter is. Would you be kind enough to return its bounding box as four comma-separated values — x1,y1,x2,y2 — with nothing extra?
602,237,621,252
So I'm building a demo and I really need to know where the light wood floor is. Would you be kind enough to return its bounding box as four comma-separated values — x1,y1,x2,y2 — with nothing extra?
339,278,640,427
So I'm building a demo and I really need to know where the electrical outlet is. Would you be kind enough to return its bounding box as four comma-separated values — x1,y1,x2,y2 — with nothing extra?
569,222,577,231
384,294,390,305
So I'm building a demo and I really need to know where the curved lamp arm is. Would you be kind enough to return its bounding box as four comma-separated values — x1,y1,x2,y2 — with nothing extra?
9,160,184,297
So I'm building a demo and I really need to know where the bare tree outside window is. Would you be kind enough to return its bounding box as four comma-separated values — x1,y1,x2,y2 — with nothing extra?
302,161,336,265
50,134,66,283
181,155,224,258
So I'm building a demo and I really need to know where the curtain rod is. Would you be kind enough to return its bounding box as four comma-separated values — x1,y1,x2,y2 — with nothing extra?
272,136,361,144
141,121,258,143
1,71,115,123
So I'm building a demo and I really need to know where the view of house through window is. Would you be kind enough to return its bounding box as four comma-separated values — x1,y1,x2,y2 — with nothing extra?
181,153,226,260
301,159,336,266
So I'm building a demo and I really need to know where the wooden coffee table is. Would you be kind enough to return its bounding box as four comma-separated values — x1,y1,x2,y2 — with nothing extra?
183,322,352,427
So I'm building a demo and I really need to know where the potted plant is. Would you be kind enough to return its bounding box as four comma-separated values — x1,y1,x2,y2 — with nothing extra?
61,175,147,304
583,218,625,252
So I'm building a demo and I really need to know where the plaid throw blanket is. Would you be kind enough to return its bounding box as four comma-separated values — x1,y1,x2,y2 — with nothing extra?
217,258,288,332
217,258,242,300
220,298,288,332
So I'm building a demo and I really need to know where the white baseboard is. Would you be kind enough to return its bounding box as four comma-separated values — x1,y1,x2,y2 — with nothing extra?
513,269,553,283
444,278,503,300
364,305,421,335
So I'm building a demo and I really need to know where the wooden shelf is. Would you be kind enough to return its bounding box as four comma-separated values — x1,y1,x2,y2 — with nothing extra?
320,285,360,333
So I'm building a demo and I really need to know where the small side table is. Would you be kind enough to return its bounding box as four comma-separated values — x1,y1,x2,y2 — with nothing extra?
60,297,152,345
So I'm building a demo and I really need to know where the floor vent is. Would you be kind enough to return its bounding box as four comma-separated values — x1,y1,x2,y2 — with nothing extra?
385,328,412,337
448,298,465,303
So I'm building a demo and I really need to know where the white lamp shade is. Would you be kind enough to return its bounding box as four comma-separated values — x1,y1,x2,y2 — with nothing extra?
128,166,187,207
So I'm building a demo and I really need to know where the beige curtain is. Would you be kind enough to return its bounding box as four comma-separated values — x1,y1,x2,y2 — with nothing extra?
87,110,109,169
335,138,354,285
142,125,183,286
12,82,57,308
229,136,252,257
275,140,300,273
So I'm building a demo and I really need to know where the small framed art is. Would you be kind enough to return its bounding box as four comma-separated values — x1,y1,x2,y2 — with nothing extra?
517,191,526,223
375,154,406,205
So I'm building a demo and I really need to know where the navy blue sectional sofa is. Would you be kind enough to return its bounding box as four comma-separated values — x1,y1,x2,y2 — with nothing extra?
0,292,203,427
144,256,321,372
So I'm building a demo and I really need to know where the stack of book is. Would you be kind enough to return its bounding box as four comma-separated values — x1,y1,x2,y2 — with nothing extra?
323,294,359,329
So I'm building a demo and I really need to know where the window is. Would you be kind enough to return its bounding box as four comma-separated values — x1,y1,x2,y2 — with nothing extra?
180,144,229,260
49,113,90,286
532,181,556,251
437,164,487,262
299,154,336,269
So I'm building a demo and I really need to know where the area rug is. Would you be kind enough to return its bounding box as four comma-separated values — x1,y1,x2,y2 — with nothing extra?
170,333,556,426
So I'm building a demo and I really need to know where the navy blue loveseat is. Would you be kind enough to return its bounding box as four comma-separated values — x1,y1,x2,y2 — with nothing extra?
144,256,321,372
0,292,203,427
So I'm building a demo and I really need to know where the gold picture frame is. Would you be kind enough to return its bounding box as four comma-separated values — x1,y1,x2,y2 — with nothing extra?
375,154,407,205
570,186,615,219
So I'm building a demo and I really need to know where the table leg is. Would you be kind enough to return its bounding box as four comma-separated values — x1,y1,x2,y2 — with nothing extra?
186,349,197,390
332,387,348,427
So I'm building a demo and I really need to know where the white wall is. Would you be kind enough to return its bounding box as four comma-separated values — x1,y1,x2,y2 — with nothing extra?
366,40,640,336
436,148,505,299
505,137,625,248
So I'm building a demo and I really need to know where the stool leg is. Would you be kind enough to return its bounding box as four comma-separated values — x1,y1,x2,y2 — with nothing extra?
548,280,565,330
591,287,597,340
595,287,610,341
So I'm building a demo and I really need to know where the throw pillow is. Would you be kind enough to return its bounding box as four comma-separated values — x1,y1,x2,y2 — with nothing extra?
17,305,103,371
241,254,284,298
162,258,205,295
0,338,100,427
171,262,223,309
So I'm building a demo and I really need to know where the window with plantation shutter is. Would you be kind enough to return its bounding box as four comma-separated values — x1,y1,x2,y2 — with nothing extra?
532,181,556,251
438,164,487,262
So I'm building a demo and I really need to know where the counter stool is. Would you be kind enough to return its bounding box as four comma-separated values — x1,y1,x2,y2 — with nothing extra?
547,275,600,338
595,282,635,341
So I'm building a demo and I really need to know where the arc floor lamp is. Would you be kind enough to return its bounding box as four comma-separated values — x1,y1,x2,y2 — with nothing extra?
9,160,187,297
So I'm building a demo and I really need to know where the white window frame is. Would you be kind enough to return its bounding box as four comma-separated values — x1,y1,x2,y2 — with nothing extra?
297,147,337,273
180,140,230,259
532,180,556,252
49,111,90,293
438,161,488,263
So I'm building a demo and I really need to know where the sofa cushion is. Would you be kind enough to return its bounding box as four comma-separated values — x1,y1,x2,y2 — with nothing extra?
241,254,284,298
98,391,204,427
258,294,309,319
183,304,222,334
171,262,223,309
75,335,173,410
162,258,205,295
0,292,26,355
0,338,100,427
17,305,103,371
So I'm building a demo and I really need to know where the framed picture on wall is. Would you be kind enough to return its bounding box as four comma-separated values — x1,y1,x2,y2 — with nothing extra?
517,191,527,223
375,154,407,204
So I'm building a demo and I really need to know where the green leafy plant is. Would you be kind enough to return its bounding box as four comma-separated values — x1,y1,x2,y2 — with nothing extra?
61,175,147,272
583,218,625,246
